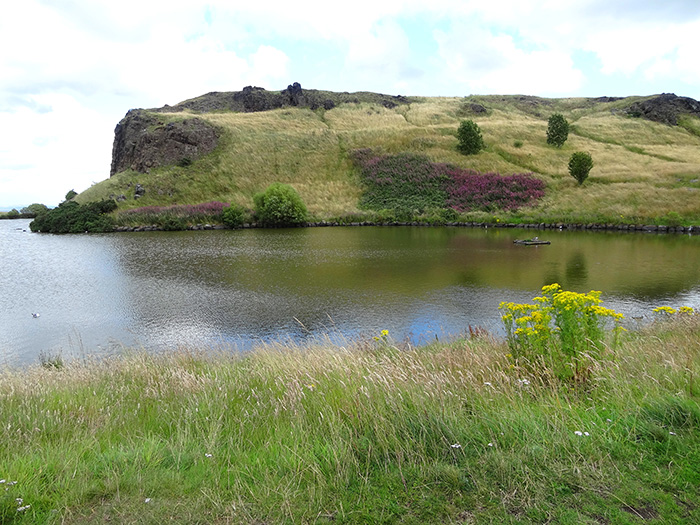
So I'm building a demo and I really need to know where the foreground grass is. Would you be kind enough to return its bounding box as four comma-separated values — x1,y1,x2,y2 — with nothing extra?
1,319,699,523
77,94,700,225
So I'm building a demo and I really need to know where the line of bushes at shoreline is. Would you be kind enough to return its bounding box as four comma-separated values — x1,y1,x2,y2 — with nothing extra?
26,200,700,234
26,176,700,234
111,218,700,234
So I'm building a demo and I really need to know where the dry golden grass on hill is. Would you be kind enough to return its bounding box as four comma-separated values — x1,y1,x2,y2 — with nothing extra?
77,94,700,223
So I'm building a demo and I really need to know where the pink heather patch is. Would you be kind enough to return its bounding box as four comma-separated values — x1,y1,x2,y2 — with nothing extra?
121,201,229,219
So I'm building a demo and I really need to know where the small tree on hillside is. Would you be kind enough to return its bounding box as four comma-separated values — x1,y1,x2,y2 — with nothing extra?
568,151,593,185
546,113,569,148
253,182,308,227
21,203,49,217
457,119,484,155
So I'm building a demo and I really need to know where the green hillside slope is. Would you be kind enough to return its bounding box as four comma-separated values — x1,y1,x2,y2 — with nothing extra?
77,92,700,225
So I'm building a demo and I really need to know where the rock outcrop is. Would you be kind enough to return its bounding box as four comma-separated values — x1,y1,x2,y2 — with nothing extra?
110,84,412,177
110,110,219,176
160,83,411,114
626,93,700,125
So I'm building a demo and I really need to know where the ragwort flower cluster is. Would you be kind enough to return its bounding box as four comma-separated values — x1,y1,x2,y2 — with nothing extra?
500,283,624,381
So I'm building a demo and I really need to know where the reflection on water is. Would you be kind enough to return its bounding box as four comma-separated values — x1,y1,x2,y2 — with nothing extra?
2,218,700,365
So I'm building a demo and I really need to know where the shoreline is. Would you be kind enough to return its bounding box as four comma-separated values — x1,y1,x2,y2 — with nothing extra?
111,220,700,234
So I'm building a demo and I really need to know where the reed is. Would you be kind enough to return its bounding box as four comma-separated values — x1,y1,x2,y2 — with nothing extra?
1,312,698,523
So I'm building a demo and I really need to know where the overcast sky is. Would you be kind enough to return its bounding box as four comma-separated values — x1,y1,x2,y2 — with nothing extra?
2,0,700,209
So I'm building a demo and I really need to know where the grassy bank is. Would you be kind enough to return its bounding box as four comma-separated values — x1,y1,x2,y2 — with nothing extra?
1,316,699,523
76,94,700,226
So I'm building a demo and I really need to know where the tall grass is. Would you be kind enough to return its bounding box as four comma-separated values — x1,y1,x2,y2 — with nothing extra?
1,313,699,523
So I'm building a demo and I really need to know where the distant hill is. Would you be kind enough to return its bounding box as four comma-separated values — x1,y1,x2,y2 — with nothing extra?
77,84,700,224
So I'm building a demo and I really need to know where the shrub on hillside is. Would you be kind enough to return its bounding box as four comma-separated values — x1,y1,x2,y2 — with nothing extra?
568,151,593,185
447,170,546,212
352,149,545,214
222,203,247,228
546,113,569,147
253,183,308,227
456,119,484,155
30,200,117,233
118,201,228,227
20,203,48,217
351,151,448,212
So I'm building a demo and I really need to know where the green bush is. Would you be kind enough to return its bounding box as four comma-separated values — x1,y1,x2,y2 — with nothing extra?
568,151,593,185
30,200,116,233
456,119,484,155
546,113,569,148
20,203,48,217
664,211,683,227
222,203,247,228
6,209,20,218
253,183,308,227
159,216,187,231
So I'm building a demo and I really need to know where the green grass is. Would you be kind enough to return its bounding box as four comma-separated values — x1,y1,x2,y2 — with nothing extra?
74,94,700,226
1,314,699,523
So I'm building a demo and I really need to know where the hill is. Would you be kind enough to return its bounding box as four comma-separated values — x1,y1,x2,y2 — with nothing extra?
77,85,700,225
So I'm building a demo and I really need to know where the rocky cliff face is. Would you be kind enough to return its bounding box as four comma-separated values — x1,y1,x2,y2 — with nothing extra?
110,85,700,180
110,84,411,177
110,110,220,176
161,83,411,114
626,93,700,125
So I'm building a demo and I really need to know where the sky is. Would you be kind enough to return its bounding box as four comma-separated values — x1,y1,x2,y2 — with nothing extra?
2,0,700,209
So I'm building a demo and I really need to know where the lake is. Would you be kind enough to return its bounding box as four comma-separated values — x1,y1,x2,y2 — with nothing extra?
2,218,700,366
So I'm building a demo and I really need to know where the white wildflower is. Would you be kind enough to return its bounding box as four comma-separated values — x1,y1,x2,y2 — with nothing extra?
574,431,583,436
450,443,462,448
17,504,31,512
483,382,492,386
145,498,152,503
487,442,494,447
205,453,213,458
584,432,590,436
669,431,676,436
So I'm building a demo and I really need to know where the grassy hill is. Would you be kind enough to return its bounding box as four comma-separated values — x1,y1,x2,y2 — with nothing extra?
77,92,700,225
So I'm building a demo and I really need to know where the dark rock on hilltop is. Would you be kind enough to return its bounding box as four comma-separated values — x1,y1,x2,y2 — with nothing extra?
110,83,412,177
110,110,219,176
626,93,700,125
156,83,412,114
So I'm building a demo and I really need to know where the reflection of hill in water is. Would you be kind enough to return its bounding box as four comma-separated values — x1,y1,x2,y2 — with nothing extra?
5,218,700,365
445,229,700,300
111,226,700,307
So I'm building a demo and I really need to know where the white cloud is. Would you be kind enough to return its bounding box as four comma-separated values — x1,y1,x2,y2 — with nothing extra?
1,0,700,206
434,25,584,95
342,19,418,91
0,93,113,206
250,46,291,87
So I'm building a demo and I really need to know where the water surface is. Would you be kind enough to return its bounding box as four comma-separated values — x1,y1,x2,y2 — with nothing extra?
2,219,700,366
